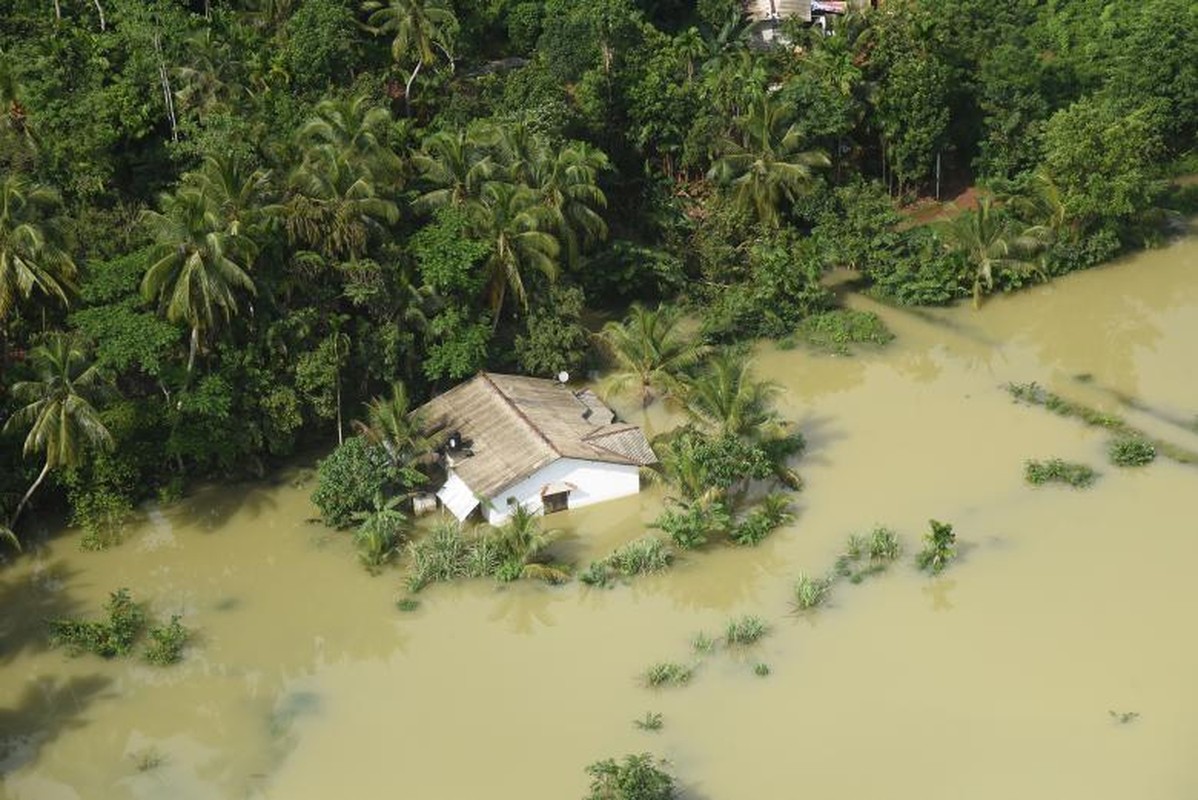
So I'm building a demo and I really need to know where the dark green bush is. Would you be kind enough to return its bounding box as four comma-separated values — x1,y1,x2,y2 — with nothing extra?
792,309,895,354
144,615,189,666
48,588,145,658
311,437,400,529
916,519,957,575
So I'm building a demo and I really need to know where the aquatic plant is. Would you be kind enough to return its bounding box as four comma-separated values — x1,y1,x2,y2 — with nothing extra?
753,662,771,677
916,519,957,575
1024,458,1098,487
352,494,408,570
651,500,731,550
643,662,693,687
579,560,612,588
868,527,902,561
793,573,831,610
585,753,675,800
130,748,166,772
1108,710,1140,725
724,615,769,646
1107,438,1156,467
48,588,145,658
405,520,497,592
691,631,715,655
633,712,664,731
607,537,673,576
791,309,894,354
396,597,421,612
144,615,189,666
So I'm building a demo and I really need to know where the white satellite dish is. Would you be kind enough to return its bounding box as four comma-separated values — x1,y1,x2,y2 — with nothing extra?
557,371,570,384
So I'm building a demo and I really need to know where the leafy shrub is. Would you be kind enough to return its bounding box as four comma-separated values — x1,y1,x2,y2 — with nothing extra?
724,615,768,646
144,615,189,666
607,537,673,576
643,662,693,687
48,588,145,658
584,753,675,800
793,573,831,610
579,561,612,588
1024,458,1099,487
352,496,408,570
916,519,957,575
1108,438,1156,467
74,487,135,551
868,527,902,561
791,309,895,354
514,285,591,378
311,437,400,529
652,502,732,550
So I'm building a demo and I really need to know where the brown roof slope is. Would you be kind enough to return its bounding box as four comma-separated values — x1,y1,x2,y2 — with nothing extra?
416,373,657,498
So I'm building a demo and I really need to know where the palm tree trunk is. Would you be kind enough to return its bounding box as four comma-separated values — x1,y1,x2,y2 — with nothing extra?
404,60,423,118
10,460,51,530
92,0,105,30
335,369,343,446
52,0,61,21
186,326,199,374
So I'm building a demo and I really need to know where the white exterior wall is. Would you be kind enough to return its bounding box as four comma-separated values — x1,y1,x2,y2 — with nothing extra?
481,458,641,525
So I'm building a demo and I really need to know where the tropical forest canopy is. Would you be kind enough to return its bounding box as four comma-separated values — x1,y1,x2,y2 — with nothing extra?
0,0,1195,538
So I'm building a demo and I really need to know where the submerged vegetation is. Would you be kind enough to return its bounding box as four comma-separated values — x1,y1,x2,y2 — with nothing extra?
584,754,674,800
916,520,958,575
1108,438,1157,468
793,573,832,610
834,526,903,583
789,309,894,354
48,588,189,665
724,615,769,646
582,536,673,588
643,662,693,688
1024,459,1098,488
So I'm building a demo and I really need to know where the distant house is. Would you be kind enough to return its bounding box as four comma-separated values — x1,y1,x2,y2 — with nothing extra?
415,373,658,525
745,0,873,46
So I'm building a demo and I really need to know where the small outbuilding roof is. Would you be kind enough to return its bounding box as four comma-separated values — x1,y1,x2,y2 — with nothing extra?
415,373,657,499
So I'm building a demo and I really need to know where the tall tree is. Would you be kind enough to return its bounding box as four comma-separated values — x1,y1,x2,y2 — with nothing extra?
466,181,559,320
681,351,783,440
597,303,707,407
361,0,458,116
141,187,257,373
352,380,431,472
938,196,1048,309
708,96,830,228
3,333,113,529
527,141,609,268
411,127,494,211
0,176,75,326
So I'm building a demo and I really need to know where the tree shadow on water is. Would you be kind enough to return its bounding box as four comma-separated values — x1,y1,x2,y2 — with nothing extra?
0,560,87,667
0,673,115,773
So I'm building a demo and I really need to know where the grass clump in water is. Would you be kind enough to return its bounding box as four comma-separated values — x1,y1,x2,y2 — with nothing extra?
724,615,768,646
581,536,673,587
834,527,901,583
633,711,664,731
395,597,421,612
1024,458,1098,487
792,309,894,354
1108,438,1156,467
643,661,693,687
753,662,771,677
793,573,831,610
405,520,499,592
729,493,793,546
691,631,715,655
143,615,189,666
916,519,957,575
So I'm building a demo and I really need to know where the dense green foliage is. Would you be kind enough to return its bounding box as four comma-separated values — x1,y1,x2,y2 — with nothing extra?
584,753,675,800
1024,458,1098,488
916,519,956,575
47,588,144,658
1,0,1193,538
1108,438,1156,468
144,614,190,665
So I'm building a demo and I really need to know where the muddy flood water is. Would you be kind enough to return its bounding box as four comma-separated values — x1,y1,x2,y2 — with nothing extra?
2,233,1197,799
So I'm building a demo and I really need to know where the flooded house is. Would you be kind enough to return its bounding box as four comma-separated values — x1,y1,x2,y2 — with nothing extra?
415,373,657,524
745,0,875,45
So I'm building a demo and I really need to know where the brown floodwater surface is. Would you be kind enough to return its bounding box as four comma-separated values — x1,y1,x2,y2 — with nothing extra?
2,233,1196,799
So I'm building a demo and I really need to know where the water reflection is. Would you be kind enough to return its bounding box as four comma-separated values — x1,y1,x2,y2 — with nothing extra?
921,578,957,612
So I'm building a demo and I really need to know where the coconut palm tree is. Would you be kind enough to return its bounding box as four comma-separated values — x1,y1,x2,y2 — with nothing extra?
466,181,559,319
597,303,707,407
938,196,1050,309
411,127,494,211
0,176,75,325
681,352,784,440
352,380,432,473
296,95,401,181
527,141,609,268
493,505,568,583
182,153,273,238
281,145,400,261
141,186,257,373
361,0,457,115
708,96,830,228
3,333,113,529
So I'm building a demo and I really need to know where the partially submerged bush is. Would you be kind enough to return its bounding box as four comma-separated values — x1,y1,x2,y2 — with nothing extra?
729,493,793,546
691,631,715,655
792,309,895,354
405,520,498,592
916,519,957,575
353,495,408,570
753,662,771,677
48,588,145,658
793,573,831,610
652,502,732,550
1024,458,1098,487
643,662,693,687
584,753,675,800
311,437,399,529
144,615,189,665
633,712,663,732
1108,438,1156,467
724,615,768,646
607,537,673,577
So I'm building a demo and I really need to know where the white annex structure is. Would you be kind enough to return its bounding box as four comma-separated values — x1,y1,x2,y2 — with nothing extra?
415,373,658,525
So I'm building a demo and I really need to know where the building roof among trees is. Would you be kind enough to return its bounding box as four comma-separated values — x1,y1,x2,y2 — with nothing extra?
416,373,657,498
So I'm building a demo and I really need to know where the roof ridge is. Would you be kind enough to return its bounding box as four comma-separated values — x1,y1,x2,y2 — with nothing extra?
582,423,637,440
479,372,562,458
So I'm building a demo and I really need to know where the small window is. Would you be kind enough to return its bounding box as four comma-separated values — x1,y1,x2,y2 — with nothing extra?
543,491,569,514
